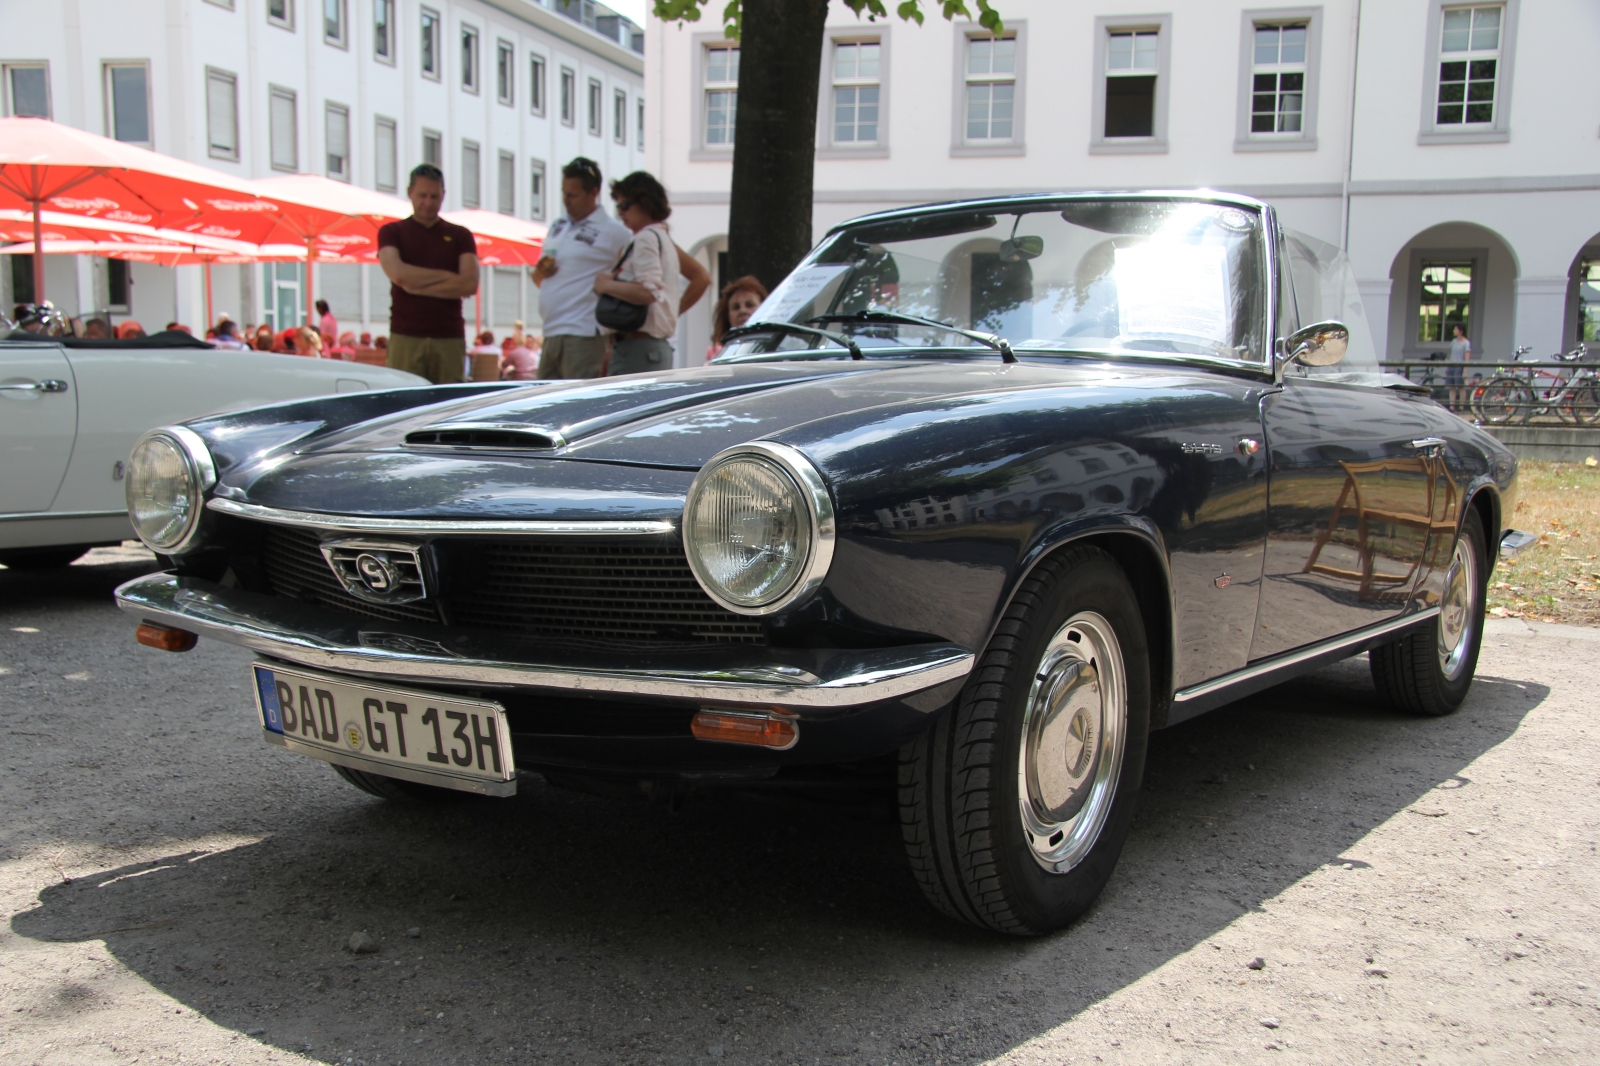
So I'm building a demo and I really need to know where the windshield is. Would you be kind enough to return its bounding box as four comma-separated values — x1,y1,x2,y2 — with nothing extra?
725,198,1267,363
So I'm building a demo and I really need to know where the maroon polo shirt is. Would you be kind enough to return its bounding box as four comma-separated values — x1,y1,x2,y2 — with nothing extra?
377,216,478,339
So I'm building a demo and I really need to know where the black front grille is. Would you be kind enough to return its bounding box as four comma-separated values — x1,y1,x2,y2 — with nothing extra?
261,527,441,625
256,526,764,645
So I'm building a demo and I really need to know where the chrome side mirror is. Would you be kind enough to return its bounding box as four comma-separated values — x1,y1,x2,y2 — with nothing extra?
1284,320,1349,367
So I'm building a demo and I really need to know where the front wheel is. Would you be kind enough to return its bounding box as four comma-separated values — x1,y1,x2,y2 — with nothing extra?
1369,508,1487,716
898,545,1150,935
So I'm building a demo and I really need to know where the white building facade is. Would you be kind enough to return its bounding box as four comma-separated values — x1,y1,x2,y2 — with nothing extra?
648,0,1600,368
1,0,648,336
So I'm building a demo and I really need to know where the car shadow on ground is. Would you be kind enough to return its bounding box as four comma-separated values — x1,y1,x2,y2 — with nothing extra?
5,557,1549,1066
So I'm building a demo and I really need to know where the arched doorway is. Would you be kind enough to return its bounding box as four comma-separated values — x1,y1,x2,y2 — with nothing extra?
1386,222,1518,366
678,234,726,368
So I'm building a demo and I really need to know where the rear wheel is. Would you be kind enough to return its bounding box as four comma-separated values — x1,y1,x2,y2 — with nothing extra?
1566,381,1600,426
898,545,1150,935
0,546,90,570
1474,376,1531,425
331,763,480,803
1369,508,1487,716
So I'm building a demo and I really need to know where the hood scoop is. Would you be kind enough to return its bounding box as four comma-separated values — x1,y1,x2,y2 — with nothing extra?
405,421,567,450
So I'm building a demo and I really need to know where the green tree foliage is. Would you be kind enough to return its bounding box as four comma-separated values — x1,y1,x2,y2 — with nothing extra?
651,0,1004,41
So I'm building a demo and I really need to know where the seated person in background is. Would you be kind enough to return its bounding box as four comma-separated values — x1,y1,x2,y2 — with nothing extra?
500,334,538,380
81,317,112,339
165,322,192,335
374,335,388,352
117,321,146,340
292,326,323,357
359,332,373,347
470,330,498,354
330,331,358,359
706,275,769,361
253,324,275,351
211,319,250,350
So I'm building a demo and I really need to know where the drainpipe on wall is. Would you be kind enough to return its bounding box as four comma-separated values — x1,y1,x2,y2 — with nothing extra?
1340,0,1363,254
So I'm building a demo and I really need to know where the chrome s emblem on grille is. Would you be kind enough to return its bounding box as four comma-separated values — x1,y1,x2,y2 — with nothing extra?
320,538,429,604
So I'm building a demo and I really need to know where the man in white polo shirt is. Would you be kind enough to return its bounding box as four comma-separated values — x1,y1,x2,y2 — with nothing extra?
532,158,631,379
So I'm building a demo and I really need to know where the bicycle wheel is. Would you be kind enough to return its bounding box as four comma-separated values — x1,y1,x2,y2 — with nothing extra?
1476,376,1532,424
1568,381,1600,426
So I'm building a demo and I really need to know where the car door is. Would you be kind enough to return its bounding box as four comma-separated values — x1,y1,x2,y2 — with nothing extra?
1250,376,1438,659
0,342,77,514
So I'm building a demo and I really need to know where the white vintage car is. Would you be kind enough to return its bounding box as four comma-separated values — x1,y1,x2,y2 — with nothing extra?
0,329,425,568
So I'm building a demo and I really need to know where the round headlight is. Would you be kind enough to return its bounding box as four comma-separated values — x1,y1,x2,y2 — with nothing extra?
126,427,215,553
684,443,835,615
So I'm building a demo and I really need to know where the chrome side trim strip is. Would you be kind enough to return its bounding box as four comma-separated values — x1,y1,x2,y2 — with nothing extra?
0,508,127,523
116,572,975,710
207,498,677,536
1168,608,1440,724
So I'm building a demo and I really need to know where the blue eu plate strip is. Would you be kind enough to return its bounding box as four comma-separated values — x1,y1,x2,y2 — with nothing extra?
255,666,284,733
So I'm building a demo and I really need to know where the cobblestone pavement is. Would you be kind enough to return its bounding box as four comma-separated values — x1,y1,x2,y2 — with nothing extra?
2,547,1596,1065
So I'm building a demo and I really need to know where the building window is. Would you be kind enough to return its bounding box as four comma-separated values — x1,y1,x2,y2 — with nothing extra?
107,259,129,309
374,116,397,190
374,0,394,62
461,141,480,208
269,85,298,171
1250,24,1305,132
1091,16,1170,153
105,63,151,145
205,68,238,161
1577,258,1600,345
613,89,627,144
559,67,575,126
323,0,347,47
325,103,350,180
637,97,644,149
963,34,1015,141
1418,260,1473,343
530,55,546,115
830,40,880,145
530,159,546,221
1105,31,1158,137
1437,5,1500,125
4,63,51,118
496,40,514,105
703,44,738,147
268,0,293,30
497,151,514,215
420,8,440,79
422,128,441,167
587,78,602,135
461,27,479,93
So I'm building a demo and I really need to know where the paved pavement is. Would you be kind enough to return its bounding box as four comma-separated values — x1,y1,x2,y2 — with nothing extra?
1,547,1597,1065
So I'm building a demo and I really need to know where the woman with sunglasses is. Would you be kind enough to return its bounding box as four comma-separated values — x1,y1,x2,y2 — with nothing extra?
593,171,681,376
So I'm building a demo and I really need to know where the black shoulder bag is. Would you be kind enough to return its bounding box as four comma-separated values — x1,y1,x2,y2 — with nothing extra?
595,235,653,333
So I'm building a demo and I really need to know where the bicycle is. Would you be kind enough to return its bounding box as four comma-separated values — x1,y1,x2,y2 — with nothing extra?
1470,346,1533,424
1471,345,1594,425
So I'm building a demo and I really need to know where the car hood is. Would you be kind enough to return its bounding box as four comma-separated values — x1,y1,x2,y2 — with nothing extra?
220,359,1214,520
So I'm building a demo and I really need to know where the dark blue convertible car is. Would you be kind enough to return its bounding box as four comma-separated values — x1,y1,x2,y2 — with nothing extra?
117,192,1527,934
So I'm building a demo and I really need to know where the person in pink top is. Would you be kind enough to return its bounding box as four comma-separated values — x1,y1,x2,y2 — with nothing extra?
315,299,337,350
500,334,539,380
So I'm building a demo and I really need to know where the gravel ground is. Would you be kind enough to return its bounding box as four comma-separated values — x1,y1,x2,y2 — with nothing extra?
2,547,1597,1066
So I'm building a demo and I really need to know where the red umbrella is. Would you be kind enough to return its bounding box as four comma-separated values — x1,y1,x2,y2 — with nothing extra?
0,116,264,304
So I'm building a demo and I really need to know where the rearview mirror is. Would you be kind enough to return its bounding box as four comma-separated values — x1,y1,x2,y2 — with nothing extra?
999,235,1044,262
1285,321,1349,367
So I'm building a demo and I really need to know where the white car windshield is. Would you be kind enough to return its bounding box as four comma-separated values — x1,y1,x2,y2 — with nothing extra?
727,198,1268,363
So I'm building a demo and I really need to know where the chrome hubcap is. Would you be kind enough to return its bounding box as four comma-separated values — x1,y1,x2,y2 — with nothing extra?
1437,534,1479,680
1018,612,1127,873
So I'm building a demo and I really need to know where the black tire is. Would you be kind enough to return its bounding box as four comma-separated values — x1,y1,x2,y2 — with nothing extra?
1369,508,1487,716
1474,377,1531,425
898,545,1151,935
331,763,479,803
0,546,90,570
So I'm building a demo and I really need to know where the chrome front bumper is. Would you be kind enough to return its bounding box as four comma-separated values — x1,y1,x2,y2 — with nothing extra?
115,572,975,711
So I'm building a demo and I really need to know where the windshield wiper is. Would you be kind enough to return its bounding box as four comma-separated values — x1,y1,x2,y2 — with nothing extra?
810,310,1017,364
721,321,863,360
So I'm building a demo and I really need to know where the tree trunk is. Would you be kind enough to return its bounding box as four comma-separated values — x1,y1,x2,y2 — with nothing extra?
727,0,830,292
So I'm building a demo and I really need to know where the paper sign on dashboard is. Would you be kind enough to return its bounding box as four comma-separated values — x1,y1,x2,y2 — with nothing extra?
752,264,852,325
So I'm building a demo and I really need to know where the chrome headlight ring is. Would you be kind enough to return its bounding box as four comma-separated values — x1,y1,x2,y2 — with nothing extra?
683,441,836,617
125,425,217,554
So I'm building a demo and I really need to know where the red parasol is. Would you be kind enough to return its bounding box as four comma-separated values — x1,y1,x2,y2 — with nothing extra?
0,117,264,304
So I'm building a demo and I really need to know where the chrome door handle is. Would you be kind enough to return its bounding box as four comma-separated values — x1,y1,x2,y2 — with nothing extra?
1409,437,1446,451
0,379,69,393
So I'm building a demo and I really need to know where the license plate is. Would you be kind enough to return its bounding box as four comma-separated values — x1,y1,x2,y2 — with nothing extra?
251,662,515,796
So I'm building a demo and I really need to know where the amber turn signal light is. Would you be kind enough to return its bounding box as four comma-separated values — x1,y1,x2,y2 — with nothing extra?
136,621,198,652
690,709,798,750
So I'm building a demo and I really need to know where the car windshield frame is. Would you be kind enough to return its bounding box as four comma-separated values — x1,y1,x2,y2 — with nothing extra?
715,192,1281,372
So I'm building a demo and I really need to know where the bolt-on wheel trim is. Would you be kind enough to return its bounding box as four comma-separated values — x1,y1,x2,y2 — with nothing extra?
1017,611,1127,873
1437,534,1480,681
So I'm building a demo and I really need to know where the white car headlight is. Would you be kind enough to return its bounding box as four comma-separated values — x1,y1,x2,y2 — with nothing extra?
684,442,835,615
126,426,216,553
